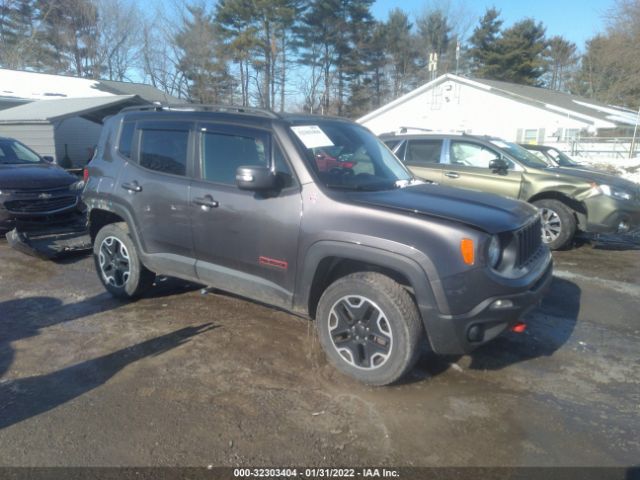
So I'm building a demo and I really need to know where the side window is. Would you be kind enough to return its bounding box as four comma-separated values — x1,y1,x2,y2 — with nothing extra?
530,150,550,163
405,140,443,167
273,145,296,188
139,127,189,176
394,141,407,161
383,139,401,150
201,130,269,185
118,122,135,159
450,142,501,169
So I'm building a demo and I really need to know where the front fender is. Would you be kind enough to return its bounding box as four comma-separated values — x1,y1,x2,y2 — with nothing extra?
293,239,443,342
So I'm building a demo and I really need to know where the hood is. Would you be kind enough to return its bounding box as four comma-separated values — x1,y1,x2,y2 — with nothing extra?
551,166,639,192
0,162,77,190
346,183,538,234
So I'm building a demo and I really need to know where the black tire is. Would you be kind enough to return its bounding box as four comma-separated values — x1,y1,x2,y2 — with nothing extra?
93,222,155,299
533,199,576,250
316,272,424,386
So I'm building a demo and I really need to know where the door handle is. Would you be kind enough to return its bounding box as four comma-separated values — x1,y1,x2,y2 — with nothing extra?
121,181,142,192
444,171,460,179
193,195,219,209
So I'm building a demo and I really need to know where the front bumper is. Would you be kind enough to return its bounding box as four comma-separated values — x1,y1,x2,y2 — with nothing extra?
0,191,84,231
420,258,554,355
584,195,640,234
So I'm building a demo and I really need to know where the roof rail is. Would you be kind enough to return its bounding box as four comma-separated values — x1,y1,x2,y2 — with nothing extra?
399,126,432,133
118,103,281,119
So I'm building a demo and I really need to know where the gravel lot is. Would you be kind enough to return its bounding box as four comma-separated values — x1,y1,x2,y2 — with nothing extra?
0,239,638,468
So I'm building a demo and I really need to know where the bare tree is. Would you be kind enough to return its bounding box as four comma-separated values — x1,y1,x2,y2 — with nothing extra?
95,0,141,81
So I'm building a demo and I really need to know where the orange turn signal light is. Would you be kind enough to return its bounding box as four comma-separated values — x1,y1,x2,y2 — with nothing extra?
460,238,475,265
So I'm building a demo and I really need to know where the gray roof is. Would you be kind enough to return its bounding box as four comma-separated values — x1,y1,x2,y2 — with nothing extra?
96,80,183,104
473,77,636,126
359,74,638,128
0,95,147,124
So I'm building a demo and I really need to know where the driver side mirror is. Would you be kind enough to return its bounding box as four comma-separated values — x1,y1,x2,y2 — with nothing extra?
236,166,278,191
489,157,509,173
42,155,55,163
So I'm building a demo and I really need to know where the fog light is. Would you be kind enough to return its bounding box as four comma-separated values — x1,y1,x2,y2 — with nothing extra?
467,324,484,342
490,299,514,309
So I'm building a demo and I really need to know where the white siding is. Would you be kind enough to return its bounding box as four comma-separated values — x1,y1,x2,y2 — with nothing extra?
361,81,596,142
53,117,102,167
0,123,55,158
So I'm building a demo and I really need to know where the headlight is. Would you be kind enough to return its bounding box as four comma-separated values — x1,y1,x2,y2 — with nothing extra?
69,180,85,191
487,235,502,269
593,183,632,201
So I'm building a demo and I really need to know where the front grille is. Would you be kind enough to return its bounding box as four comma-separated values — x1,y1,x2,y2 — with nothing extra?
5,195,77,214
515,216,543,268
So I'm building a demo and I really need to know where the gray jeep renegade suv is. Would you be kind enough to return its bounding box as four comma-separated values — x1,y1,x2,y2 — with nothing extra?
83,105,553,385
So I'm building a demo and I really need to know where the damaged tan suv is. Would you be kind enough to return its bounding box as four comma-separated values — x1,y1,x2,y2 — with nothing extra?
381,132,640,249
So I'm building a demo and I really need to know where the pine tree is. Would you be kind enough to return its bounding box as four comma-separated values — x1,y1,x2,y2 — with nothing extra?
467,7,503,79
385,9,419,97
175,4,234,104
416,9,451,78
495,19,547,85
36,0,100,77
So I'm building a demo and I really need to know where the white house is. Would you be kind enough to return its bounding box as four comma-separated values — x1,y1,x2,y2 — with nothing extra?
358,74,639,157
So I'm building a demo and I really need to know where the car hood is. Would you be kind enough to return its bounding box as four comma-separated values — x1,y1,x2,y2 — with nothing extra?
0,162,76,190
346,183,538,234
551,166,639,191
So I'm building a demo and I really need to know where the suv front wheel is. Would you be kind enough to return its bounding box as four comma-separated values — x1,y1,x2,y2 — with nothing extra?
94,222,155,299
533,199,576,250
316,272,423,386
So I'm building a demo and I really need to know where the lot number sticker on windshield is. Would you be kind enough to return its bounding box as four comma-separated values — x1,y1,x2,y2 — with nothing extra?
291,125,334,149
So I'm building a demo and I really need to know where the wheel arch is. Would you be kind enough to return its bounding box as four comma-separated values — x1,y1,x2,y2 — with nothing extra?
527,190,587,229
295,241,438,322
88,204,146,251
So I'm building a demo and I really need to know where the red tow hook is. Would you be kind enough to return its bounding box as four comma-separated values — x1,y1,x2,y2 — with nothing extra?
511,322,527,333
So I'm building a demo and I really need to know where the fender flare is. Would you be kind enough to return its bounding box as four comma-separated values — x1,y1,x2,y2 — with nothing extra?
293,240,442,318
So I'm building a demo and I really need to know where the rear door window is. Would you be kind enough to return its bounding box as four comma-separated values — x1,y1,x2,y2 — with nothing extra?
405,139,443,166
118,122,135,159
138,121,190,176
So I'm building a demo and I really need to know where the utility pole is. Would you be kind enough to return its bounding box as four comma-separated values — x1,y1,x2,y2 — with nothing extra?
455,42,460,75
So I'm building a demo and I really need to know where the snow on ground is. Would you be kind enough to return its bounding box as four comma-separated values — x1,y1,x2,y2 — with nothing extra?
577,155,640,184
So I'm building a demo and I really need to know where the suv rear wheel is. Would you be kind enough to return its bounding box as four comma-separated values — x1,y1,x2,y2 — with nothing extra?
533,199,576,250
316,272,423,386
94,222,155,299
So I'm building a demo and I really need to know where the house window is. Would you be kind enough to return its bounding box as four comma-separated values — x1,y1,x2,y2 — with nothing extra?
523,129,538,144
564,129,580,141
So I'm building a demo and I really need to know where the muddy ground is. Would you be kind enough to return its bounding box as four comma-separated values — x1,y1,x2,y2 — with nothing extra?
0,239,638,467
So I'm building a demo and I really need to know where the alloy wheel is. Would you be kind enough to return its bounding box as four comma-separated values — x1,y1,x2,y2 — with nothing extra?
98,236,131,288
328,295,393,370
540,207,562,244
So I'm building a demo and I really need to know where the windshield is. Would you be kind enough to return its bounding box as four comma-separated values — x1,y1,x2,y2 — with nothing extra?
490,140,549,169
290,122,413,191
547,148,580,167
0,139,42,164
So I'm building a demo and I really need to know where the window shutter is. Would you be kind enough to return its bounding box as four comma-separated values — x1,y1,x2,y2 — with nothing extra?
516,128,523,142
537,128,546,144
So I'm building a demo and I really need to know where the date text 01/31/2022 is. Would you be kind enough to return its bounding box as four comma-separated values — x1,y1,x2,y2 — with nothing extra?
233,468,400,478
